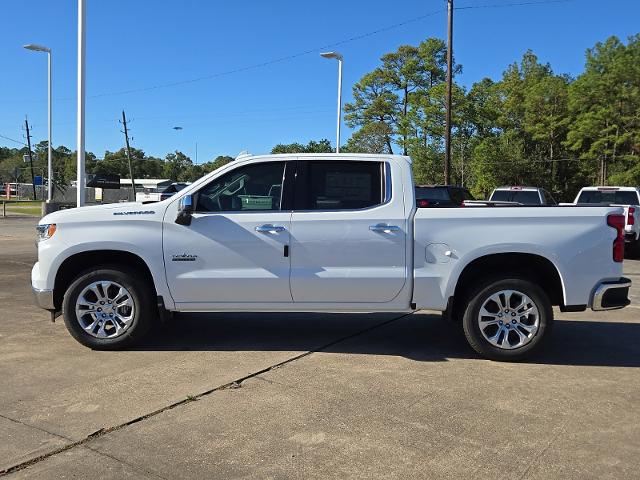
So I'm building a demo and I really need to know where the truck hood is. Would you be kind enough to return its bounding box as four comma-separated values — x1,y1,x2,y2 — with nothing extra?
40,202,165,225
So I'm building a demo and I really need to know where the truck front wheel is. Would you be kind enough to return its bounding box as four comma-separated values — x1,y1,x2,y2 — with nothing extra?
461,277,553,361
62,266,154,350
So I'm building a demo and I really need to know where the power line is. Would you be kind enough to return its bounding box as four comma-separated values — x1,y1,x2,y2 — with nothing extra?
0,133,27,146
1,0,573,105
456,0,572,10
88,10,446,99
80,0,574,99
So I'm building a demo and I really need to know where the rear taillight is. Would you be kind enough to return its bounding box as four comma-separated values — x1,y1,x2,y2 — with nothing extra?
417,199,430,208
628,207,635,226
607,214,625,262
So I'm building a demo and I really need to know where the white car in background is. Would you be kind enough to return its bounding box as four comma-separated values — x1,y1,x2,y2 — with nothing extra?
489,186,557,205
136,182,189,203
571,186,640,255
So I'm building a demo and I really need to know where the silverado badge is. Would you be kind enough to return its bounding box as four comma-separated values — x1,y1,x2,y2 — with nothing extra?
172,254,198,262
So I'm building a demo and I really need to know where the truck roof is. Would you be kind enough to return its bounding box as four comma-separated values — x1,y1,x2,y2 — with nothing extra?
235,153,413,164
493,186,540,191
579,186,639,192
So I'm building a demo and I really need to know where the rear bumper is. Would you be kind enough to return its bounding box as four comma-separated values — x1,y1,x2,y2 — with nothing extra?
32,287,54,310
591,278,632,311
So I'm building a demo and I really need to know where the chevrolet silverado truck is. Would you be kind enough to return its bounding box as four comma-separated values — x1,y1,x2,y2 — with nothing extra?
32,154,632,361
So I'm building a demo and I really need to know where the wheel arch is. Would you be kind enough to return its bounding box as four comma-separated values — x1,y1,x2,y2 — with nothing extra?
53,250,157,311
452,252,566,309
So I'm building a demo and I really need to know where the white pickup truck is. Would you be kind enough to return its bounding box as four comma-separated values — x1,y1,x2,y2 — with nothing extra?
570,186,640,256
32,154,632,361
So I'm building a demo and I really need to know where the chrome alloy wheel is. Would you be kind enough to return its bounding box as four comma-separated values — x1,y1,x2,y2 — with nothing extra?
477,289,540,350
75,281,135,339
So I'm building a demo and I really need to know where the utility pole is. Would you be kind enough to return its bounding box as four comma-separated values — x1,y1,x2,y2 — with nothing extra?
444,0,454,186
120,110,136,201
24,118,37,200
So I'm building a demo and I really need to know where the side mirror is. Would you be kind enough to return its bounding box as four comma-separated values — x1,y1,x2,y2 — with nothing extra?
175,195,193,226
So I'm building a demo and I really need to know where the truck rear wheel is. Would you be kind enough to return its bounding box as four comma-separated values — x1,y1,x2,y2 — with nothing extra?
461,277,553,361
62,265,154,350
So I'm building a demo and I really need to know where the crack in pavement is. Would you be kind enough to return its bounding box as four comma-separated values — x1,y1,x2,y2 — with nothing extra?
0,413,73,443
0,311,413,477
82,444,172,480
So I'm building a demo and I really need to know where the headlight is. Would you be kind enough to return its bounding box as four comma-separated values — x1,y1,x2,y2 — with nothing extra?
36,224,57,242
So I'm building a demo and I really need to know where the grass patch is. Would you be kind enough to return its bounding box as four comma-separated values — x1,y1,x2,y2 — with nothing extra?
2,200,42,206
2,201,43,216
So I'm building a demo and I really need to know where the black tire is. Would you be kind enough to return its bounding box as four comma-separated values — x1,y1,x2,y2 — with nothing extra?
62,265,155,350
461,277,553,361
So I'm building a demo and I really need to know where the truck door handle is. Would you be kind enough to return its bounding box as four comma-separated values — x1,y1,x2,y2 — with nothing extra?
255,224,286,233
369,223,400,233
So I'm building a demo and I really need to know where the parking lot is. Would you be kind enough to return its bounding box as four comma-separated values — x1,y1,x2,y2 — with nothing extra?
1,215,639,479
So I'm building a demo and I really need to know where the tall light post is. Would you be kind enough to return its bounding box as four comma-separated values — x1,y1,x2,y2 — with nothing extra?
320,51,343,153
23,43,53,202
77,0,86,207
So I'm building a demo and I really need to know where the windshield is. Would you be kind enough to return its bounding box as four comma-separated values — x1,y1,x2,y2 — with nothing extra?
490,190,541,204
576,190,640,205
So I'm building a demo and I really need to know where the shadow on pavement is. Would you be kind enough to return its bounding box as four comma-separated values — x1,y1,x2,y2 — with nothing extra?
137,312,640,368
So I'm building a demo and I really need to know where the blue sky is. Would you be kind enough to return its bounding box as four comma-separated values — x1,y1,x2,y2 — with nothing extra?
1,0,638,162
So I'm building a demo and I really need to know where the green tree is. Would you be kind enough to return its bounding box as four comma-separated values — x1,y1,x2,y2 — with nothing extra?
343,122,393,154
202,155,234,174
271,139,333,153
344,38,458,178
344,68,398,154
566,35,640,186
163,151,193,181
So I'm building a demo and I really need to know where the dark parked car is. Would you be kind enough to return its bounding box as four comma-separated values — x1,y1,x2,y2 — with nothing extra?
415,185,475,207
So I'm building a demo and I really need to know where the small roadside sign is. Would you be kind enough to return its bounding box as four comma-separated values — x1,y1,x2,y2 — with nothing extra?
34,175,43,186
23,154,30,163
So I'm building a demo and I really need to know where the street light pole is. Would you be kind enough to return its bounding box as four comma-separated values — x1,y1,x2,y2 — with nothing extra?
77,0,86,207
23,43,53,202
320,52,343,153
47,50,52,201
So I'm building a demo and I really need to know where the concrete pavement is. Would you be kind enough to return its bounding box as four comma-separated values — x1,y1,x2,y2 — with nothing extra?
1,216,639,479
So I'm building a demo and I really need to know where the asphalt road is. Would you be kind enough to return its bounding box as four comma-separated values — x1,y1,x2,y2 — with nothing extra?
1,216,639,479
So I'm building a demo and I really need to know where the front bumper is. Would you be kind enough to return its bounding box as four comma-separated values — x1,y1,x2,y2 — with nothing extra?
32,287,55,310
591,278,632,311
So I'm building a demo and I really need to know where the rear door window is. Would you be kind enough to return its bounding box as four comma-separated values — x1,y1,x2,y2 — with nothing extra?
294,161,384,210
